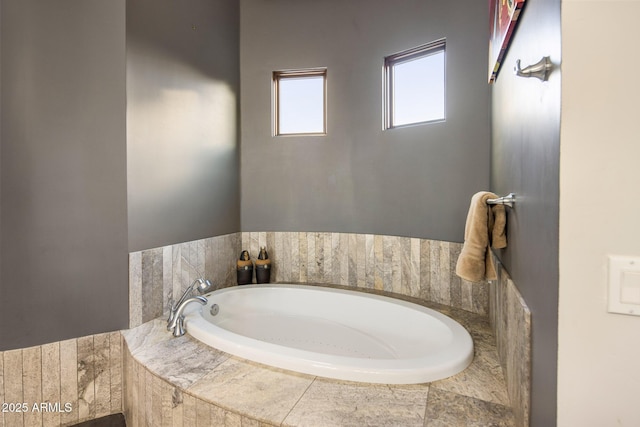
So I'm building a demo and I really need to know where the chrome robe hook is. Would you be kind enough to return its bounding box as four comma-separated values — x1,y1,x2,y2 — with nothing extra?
514,56,553,81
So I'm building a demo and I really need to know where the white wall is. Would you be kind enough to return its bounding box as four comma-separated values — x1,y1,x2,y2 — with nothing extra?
559,1,640,425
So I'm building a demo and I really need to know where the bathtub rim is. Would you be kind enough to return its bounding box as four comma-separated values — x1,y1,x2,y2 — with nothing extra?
184,283,474,384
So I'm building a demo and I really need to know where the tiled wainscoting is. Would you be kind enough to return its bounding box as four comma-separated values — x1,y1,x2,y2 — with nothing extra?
490,255,532,427
0,332,123,427
129,232,490,329
1,232,531,426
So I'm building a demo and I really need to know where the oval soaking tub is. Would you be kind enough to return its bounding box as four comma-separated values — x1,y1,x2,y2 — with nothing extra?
183,284,473,384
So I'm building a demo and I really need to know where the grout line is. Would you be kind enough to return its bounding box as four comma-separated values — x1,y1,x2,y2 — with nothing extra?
279,377,317,426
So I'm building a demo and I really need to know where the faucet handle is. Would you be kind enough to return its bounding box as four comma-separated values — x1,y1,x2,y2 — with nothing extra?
166,298,177,331
172,315,186,337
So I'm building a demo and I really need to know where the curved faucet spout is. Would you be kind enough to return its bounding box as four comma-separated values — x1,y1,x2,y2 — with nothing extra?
167,278,213,330
168,295,207,337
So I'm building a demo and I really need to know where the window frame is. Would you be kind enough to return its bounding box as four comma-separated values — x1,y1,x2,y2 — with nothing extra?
383,39,446,130
272,68,327,137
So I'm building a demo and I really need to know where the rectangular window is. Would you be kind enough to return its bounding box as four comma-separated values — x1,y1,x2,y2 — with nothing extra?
273,68,327,136
384,39,446,129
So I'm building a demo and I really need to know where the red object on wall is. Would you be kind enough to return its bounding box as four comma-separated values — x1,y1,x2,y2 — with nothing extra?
489,0,526,83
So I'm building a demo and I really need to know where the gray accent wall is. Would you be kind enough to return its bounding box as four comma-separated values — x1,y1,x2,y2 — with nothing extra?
490,0,561,425
240,0,490,242
0,0,129,350
127,0,241,252
1,0,241,351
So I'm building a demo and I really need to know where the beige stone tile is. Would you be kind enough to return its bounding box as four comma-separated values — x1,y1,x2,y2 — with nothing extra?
130,334,229,390
93,333,111,418
22,346,42,427
338,233,349,286
121,319,170,357
382,235,394,293
131,359,141,424
365,234,375,289
41,341,61,427
144,369,153,426
3,349,23,427
391,236,402,294
129,251,143,328
307,232,317,282
448,243,463,309
425,389,514,427
471,279,489,316
160,378,174,427
356,233,366,288
150,373,162,426
122,350,134,426
460,278,474,313
109,332,123,413
280,231,292,282
172,243,185,309
291,232,300,282
241,232,250,255
143,247,165,323
284,379,430,427
170,385,184,427
163,244,174,315
430,335,509,406
182,392,197,427
419,239,432,300
60,339,79,425
330,233,340,285
241,415,276,427
215,406,242,427
504,277,531,427
298,232,308,282
374,234,384,290
408,237,421,297
430,241,451,306
77,336,96,421
271,232,281,282
400,237,411,296
196,396,212,427
135,350,146,426
188,357,314,425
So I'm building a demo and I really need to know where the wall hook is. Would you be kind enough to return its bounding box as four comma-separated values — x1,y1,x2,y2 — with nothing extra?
514,56,553,81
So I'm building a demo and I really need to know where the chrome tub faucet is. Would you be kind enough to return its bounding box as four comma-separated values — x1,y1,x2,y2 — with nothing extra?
167,295,207,337
167,278,212,337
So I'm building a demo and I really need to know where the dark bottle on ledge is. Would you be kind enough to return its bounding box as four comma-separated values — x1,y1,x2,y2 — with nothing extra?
255,246,271,284
236,250,253,285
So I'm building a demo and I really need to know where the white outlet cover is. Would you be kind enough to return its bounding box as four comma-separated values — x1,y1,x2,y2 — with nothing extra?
608,255,640,316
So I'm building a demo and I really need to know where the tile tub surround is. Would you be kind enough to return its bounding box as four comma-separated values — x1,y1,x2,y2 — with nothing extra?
0,332,123,427
122,289,515,427
129,233,241,328
490,255,532,427
129,232,490,328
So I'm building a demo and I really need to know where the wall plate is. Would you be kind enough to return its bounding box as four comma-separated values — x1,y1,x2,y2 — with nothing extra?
608,255,640,316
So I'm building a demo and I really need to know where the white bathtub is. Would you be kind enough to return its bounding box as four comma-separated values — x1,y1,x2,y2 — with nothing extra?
183,284,473,384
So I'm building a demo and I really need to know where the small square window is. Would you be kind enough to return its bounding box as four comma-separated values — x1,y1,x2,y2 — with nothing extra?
273,68,327,136
384,39,446,129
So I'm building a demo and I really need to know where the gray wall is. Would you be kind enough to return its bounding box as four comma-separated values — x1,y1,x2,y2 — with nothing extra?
0,0,129,350
1,0,241,350
240,0,490,242
490,0,561,425
127,0,241,252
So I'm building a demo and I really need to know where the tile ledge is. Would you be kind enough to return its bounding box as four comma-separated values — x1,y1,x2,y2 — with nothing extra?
122,287,513,426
